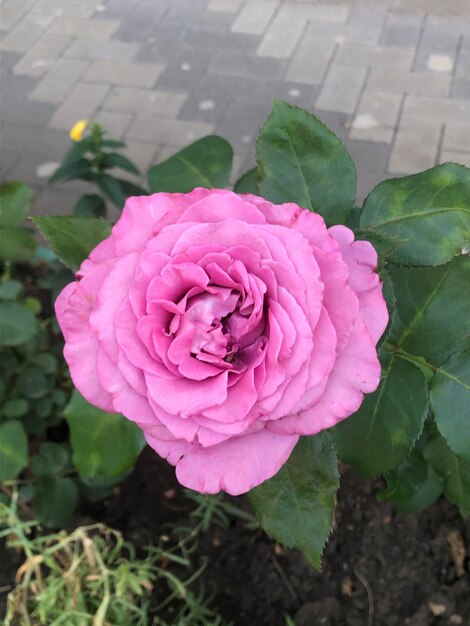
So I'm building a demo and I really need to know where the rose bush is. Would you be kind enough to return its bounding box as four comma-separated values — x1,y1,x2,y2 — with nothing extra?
55,188,388,495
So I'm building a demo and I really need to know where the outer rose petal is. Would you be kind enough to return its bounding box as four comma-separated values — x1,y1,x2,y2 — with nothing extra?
147,427,299,495
329,225,388,343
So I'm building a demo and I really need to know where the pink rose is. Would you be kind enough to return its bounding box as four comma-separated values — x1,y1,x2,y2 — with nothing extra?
56,189,388,495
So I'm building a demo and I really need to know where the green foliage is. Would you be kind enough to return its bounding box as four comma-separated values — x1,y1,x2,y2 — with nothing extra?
147,135,233,193
360,164,470,266
332,352,429,477
256,100,356,225
233,168,258,194
64,391,146,485
49,122,146,213
0,301,38,346
0,421,28,481
0,182,36,262
249,434,339,570
33,215,112,272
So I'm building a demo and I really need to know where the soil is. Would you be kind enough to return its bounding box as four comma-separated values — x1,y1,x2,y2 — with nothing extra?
1,447,468,625
77,448,470,626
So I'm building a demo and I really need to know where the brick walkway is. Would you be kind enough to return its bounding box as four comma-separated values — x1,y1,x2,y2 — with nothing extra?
1,0,470,215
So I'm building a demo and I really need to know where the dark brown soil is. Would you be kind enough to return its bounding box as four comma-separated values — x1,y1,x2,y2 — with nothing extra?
2,447,469,625
84,448,470,626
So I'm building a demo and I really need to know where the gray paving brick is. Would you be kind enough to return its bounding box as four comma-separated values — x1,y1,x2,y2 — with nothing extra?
344,139,390,205
0,0,36,31
286,39,335,84
0,123,70,156
156,47,213,91
349,91,402,143
402,95,470,124
123,140,159,173
126,116,214,147
451,52,470,99
312,110,351,142
94,109,133,139
414,15,460,72
388,117,441,174
316,65,367,114
442,122,470,153
0,50,21,74
164,5,233,33
256,9,307,59
29,58,89,103
378,12,423,48
210,51,287,81
184,29,259,53
366,67,451,98
84,61,163,88
47,17,119,39
94,0,140,20
215,98,270,155
304,20,382,47
440,150,470,167
0,14,54,53
32,187,83,217
64,39,139,62
231,0,279,36
104,87,186,117
335,44,414,70
48,82,110,130
113,0,167,42
207,0,244,12
348,5,387,31
31,0,97,19
0,150,20,182
13,34,71,77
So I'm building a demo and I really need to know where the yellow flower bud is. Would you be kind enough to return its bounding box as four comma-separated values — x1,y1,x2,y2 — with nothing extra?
69,119,89,142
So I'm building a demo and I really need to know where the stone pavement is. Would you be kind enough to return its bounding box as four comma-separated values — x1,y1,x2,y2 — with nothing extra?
1,0,470,215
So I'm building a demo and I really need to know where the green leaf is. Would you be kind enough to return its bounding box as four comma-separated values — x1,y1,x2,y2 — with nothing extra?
115,178,148,197
101,139,126,149
48,157,93,185
58,137,93,168
256,100,356,225
0,420,28,481
379,449,443,513
431,351,470,463
0,301,37,347
96,173,127,208
359,163,470,266
0,280,22,300
30,442,70,478
233,168,258,194
389,257,470,358
64,391,146,481
424,432,470,517
2,398,29,419
248,434,339,570
33,216,112,272
332,353,428,477
0,227,37,262
17,366,48,399
34,477,78,527
0,182,32,227
102,152,140,175
73,194,106,218
147,135,233,193
33,353,58,374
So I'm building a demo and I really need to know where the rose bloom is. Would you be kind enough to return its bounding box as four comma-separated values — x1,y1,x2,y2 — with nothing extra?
56,189,388,495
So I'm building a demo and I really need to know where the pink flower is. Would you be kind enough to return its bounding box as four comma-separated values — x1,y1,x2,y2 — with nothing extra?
56,189,388,495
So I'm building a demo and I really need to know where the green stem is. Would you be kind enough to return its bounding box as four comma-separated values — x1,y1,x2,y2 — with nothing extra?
383,342,438,373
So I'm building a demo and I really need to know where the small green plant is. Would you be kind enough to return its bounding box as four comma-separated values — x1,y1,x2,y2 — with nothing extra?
185,490,257,532
0,493,229,626
49,120,146,215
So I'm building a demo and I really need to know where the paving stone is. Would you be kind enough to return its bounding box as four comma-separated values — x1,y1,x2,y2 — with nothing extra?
126,116,214,147
0,50,22,74
47,17,119,39
256,9,307,59
366,67,451,97
207,0,244,12
113,0,167,42
135,25,188,64
29,58,89,103
164,6,233,33
0,0,36,31
104,87,186,117
388,117,441,174
13,34,71,77
439,150,470,167
31,0,97,19
215,98,270,155
94,109,133,138
312,110,351,142
286,38,335,84
349,91,402,143
442,122,470,153
94,0,141,20
378,12,423,48
0,14,54,53
48,82,110,130
335,44,415,70
304,20,382,47
316,65,367,114
344,139,390,204
0,123,70,155
156,47,213,91
1,87,55,127
32,187,83,217
231,0,280,36
84,61,163,88
0,150,20,182
451,52,470,99
414,15,460,72
184,29,259,53
210,51,287,81
348,5,387,30
64,39,139,62
124,140,159,173
402,94,470,124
